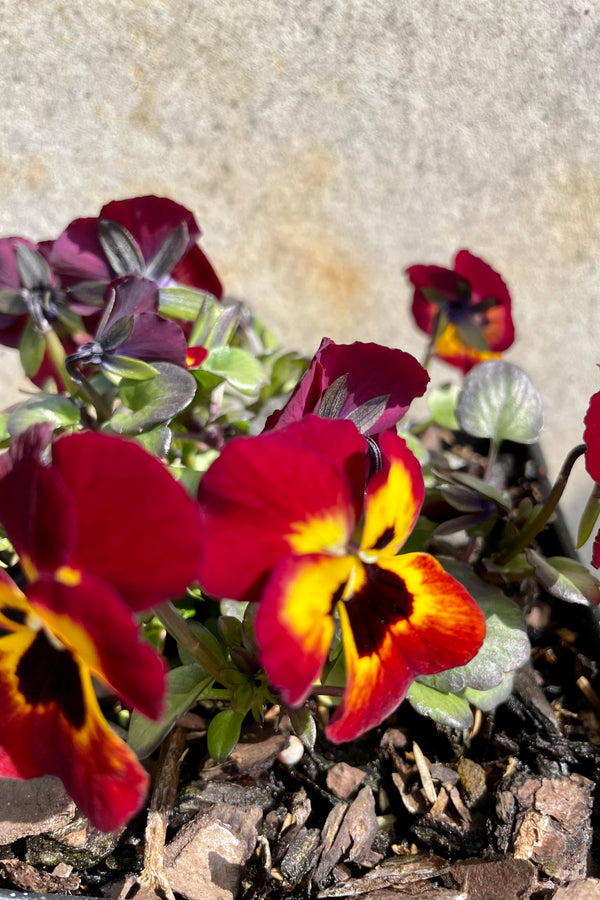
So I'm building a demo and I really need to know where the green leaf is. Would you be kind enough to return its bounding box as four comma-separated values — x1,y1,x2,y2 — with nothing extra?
177,619,228,668
7,395,80,436
168,464,202,496
577,484,600,548
218,615,244,647
128,663,212,759
456,360,544,445
439,470,511,511
526,550,600,606
102,355,159,381
427,383,460,430
463,672,515,711
0,414,9,444
159,287,215,322
109,362,196,434
135,424,172,457
419,560,530,693
207,708,244,760
18,317,45,378
407,680,474,729
288,706,317,750
203,346,266,396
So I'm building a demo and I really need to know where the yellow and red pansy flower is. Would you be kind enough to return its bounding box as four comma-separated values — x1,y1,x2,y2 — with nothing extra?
196,416,485,742
407,250,515,373
0,425,203,831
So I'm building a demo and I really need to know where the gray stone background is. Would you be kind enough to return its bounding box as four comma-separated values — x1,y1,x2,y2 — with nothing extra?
1,0,599,546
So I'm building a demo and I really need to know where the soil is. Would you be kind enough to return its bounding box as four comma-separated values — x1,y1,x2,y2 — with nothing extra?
1,436,599,900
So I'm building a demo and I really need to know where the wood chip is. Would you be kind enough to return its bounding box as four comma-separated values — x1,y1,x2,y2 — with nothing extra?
163,803,262,900
554,879,600,899
510,773,594,881
413,742,437,805
316,854,450,897
0,858,81,893
0,776,76,843
326,762,367,799
448,857,535,900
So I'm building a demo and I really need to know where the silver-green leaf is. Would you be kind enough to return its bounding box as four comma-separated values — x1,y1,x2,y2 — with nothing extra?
456,360,544,444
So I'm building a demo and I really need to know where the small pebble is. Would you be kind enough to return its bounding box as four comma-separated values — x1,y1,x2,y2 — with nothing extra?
278,735,304,767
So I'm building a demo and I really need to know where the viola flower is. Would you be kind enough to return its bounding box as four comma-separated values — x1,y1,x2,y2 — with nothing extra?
48,195,223,303
0,237,83,348
0,425,203,831
66,275,190,379
196,416,485,742
265,337,429,435
407,250,515,373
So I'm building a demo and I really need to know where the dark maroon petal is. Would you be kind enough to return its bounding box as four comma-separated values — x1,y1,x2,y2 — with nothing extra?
0,238,42,339
407,264,466,335
264,355,325,431
584,392,600,483
100,196,200,265
50,217,112,284
118,312,188,367
0,237,38,289
51,432,203,611
453,250,514,351
106,275,160,320
0,425,76,571
266,338,428,436
171,243,224,298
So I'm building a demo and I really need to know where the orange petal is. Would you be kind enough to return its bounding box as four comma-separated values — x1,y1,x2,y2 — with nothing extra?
326,553,485,742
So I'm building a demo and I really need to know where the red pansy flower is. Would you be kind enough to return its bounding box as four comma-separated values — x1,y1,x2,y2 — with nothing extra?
196,416,485,742
49,195,223,300
265,338,429,435
0,426,203,831
407,250,515,373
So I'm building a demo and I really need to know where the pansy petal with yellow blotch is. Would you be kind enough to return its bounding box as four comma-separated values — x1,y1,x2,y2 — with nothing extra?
254,553,356,706
326,553,486,742
360,430,424,557
0,627,149,831
28,572,166,720
433,323,501,373
197,418,364,601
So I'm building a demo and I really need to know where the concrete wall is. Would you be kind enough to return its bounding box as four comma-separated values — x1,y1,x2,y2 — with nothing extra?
2,0,599,539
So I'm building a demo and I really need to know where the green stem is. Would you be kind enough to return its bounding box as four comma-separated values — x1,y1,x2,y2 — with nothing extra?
43,328,79,396
75,374,113,423
155,601,232,685
483,438,500,483
495,443,586,566
421,335,435,370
